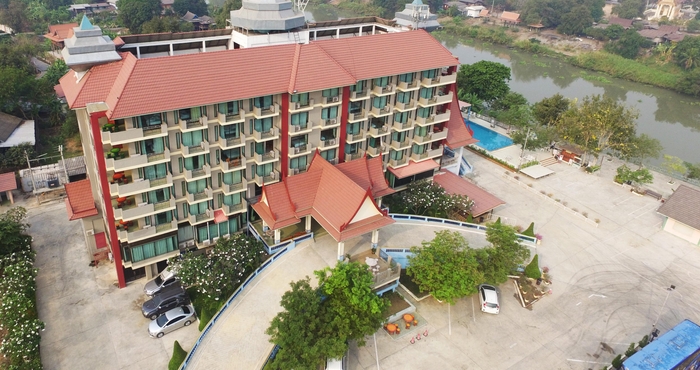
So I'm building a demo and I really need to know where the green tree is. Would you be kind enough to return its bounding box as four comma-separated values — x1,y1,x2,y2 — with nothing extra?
0,0,30,33
605,29,650,59
457,61,511,104
173,0,208,16
42,59,68,86
458,91,484,114
604,24,626,40
674,36,700,70
0,66,37,117
557,5,594,35
524,254,540,279
475,222,530,284
612,0,644,19
684,162,700,179
584,0,605,21
212,0,241,29
142,16,194,33
662,154,687,177
0,207,30,257
687,19,700,32
618,133,662,168
521,0,575,28
491,91,527,112
117,0,161,33
532,93,570,127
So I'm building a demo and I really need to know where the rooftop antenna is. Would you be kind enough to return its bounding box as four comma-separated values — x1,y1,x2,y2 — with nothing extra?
294,0,310,14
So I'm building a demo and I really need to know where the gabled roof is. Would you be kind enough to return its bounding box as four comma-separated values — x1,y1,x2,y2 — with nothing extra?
61,30,460,119
500,11,520,23
432,171,505,217
0,172,17,193
388,159,439,179
608,17,634,29
44,23,78,42
657,185,700,230
252,154,394,241
65,179,98,221
0,111,23,143
446,95,478,149
335,155,395,198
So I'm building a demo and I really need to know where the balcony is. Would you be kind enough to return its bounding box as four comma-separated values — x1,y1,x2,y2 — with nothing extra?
289,124,312,136
321,96,341,106
113,198,176,221
413,129,448,144
182,141,210,157
290,143,313,157
346,132,365,143
217,134,245,149
253,170,279,187
350,90,370,101
368,125,390,137
101,124,167,145
289,99,315,112
394,100,417,111
390,138,411,150
221,157,245,172
418,91,453,107
110,174,173,197
366,145,387,157
223,200,247,215
252,126,280,142
389,156,408,168
411,146,443,162
396,80,420,91
186,187,213,204
345,150,365,162
370,105,393,117
314,118,340,129
188,209,214,225
222,181,247,194
117,220,177,244
415,109,451,126
184,165,211,181
319,138,338,149
217,110,246,125
421,73,457,87
252,103,279,118
348,250,401,290
106,149,171,172
178,116,206,132
347,111,365,122
392,120,413,132
289,164,310,175
371,84,396,96
253,149,279,164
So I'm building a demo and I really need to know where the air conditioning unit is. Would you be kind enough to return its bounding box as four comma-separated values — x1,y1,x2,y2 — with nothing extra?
186,240,195,248
212,237,219,243
329,119,337,125
292,168,299,175
270,172,276,179
86,229,94,236
385,85,393,92
269,105,276,113
383,106,391,113
200,141,206,149
382,125,388,132
329,139,336,145
292,125,300,132
294,147,300,154
269,128,275,135
295,102,301,109
223,234,230,239
332,96,339,103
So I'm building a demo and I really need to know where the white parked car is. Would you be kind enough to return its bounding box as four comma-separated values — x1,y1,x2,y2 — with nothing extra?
478,284,500,314
148,304,196,338
144,268,178,296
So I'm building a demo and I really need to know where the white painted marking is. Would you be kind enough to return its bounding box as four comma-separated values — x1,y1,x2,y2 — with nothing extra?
576,302,581,306
509,343,517,348
567,359,610,364
588,294,607,298
472,296,476,323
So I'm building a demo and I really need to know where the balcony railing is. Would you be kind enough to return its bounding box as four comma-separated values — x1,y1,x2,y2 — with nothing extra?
290,143,313,156
110,174,173,197
418,91,453,107
371,84,396,96
392,120,413,131
389,157,408,168
289,124,311,135
218,134,245,149
221,157,245,172
184,165,211,181
390,138,411,150
217,110,246,125
413,129,448,144
188,209,213,225
106,149,171,172
394,100,417,111
314,118,339,128
252,127,279,141
345,150,365,162
186,187,213,204
182,141,210,157
366,145,387,157
411,147,443,162
252,103,279,118
223,200,247,215
321,96,341,105
421,73,457,87
222,181,246,194
178,116,207,131
368,125,390,137
370,105,393,117
433,110,451,124
319,138,338,148
289,99,314,112
346,132,365,143
113,198,175,221
101,124,167,145
253,149,279,164
253,170,280,187
350,90,370,100
117,220,177,244
289,164,310,175
397,80,420,91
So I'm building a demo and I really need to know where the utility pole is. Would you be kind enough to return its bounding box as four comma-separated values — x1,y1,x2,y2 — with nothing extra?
59,145,70,186
650,285,675,342
25,150,37,194
517,127,531,173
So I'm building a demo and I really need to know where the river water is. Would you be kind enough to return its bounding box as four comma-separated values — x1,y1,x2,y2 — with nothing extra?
305,9,700,164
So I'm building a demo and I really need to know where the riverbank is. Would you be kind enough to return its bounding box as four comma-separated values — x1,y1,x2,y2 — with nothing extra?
433,20,696,97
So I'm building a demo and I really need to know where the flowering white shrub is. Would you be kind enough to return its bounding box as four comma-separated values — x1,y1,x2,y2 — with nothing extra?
395,180,474,218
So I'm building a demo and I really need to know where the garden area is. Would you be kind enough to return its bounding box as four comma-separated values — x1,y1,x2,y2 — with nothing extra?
382,179,474,222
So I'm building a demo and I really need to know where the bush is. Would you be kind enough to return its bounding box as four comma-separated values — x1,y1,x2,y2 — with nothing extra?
198,307,212,332
639,334,649,348
625,342,637,357
522,222,535,237
168,340,187,370
524,254,540,279
611,354,623,369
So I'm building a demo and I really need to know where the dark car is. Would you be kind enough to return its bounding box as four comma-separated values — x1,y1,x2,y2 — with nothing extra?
141,282,189,320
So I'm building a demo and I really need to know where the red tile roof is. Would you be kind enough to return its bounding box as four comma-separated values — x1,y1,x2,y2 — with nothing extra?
500,11,520,23
213,209,227,223
608,17,634,29
657,185,700,230
432,171,505,217
65,179,98,221
44,23,77,42
446,96,478,149
61,31,460,119
335,155,395,198
388,159,439,179
0,172,17,193
252,153,394,241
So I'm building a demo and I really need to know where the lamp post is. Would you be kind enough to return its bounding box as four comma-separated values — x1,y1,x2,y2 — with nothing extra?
650,285,675,342
412,10,427,30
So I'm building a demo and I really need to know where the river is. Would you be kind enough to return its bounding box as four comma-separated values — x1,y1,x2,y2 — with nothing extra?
305,9,700,164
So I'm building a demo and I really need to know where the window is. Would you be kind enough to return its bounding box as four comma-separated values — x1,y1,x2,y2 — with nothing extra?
137,138,165,155
187,179,207,194
372,96,387,109
322,88,339,97
347,122,362,135
253,118,273,133
154,211,172,225
419,87,433,100
398,73,413,83
367,137,382,148
189,202,208,216
181,130,204,147
394,111,409,124
345,143,359,154
349,101,363,114
350,80,366,93
373,76,389,88
141,164,168,180
416,107,431,118
184,155,205,170
126,236,176,263
290,155,308,170
320,149,336,161
146,188,169,204
220,125,240,139
223,170,243,185
291,135,307,148
321,107,338,120
396,91,411,104
369,117,387,129
179,107,201,122
320,129,336,141
290,93,309,105
135,113,162,128
218,101,239,115
392,131,407,143
414,125,428,137
412,143,427,155
256,163,273,176
421,69,438,80
222,148,242,162
253,95,273,109
222,193,242,206
290,113,308,128
390,149,404,160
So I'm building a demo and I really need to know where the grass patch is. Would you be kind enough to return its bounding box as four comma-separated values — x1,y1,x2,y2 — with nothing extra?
399,269,430,299
168,340,187,370
384,291,410,318
569,51,680,91
186,287,223,331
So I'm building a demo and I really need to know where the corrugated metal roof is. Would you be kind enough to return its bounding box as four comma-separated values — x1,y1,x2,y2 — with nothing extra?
624,319,700,370
657,185,700,230
0,111,23,143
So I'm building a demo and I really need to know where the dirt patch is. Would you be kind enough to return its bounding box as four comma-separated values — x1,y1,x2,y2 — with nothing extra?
64,136,84,157
385,291,411,317
399,269,430,300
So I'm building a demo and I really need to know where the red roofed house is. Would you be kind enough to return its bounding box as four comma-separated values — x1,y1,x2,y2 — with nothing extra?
65,179,113,263
58,4,475,287
44,23,78,50
0,172,17,204
432,171,504,222
500,11,520,26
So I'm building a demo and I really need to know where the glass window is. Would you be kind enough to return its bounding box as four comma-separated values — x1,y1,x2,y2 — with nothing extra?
398,73,413,83
291,113,308,127
253,95,273,109
419,87,433,100
372,96,387,109
290,93,309,105
136,113,162,128
181,130,204,147
222,148,242,161
322,88,339,97
350,80,366,93
320,149,336,161
223,193,242,206
221,125,239,139
189,202,208,215
223,170,243,185
184,155,205,170
349,101,363,114
368,137,382,148
396,91,411,104
347,122,362,135
320,129,336,141
147,188,169,204
154,211,172,225
390,149,404,160
143,164,167,180
178,225,194,242
253,118,273,133
416,107,431,118
412,143,427,155
321,107,338,120
373,77,389,88
421,69,438,79
138,138,165,155
345,143,359,154
392,131,407,143
179,107,201,122
256,163,273,176
291,135,307,148
218,101,239,115
290,155,308,170
414,125,428,137
129,236,176,263
187,179,207,194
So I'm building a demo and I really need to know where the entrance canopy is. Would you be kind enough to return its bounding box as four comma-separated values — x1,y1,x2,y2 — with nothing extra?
388,159,439,179
432,171,504,217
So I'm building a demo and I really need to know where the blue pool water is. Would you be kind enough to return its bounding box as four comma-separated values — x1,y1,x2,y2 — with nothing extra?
466,120,514,151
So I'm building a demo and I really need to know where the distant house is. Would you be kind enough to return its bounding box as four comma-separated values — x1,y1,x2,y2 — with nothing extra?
161,0,174,12
443,1,468,15
623,319,700,369
466,5,486,17
499,11,520,26
181,11,215,31
0,112,36,150
638,25,683,43
608,17,634,29
657,185,700,245
394,0,442,32
68,3,115,16
44,23,78,49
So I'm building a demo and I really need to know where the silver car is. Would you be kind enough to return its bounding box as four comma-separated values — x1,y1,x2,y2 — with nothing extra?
478,284,500,314
148,304,196,338
144,268,178,296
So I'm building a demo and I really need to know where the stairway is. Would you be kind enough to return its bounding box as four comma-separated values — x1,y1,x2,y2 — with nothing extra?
539,156,559,167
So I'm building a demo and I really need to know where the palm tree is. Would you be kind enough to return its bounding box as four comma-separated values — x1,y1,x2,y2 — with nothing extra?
458,90,484,114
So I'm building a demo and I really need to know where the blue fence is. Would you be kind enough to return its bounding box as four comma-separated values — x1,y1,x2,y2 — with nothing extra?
388,214,537,245
247,223,314,254
180,236,305,369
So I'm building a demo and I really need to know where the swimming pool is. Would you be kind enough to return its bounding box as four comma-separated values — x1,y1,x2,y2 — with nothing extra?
466,120,514,151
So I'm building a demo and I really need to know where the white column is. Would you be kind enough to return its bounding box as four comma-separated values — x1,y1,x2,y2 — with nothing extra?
305,215,312,233
371,229,379,249
137,46,141,59
359,25,363,36
376,198,382,208
274,229,281,244
169,43,173,56
336,28,340,39
202,40,206,52
337,241,345,261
